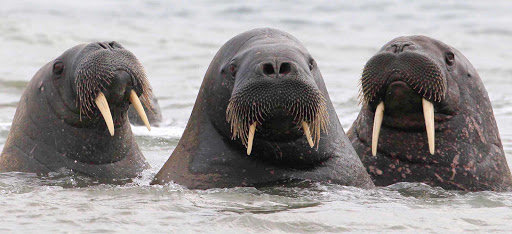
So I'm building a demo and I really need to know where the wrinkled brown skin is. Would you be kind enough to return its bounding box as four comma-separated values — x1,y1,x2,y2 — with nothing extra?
0,42,149,180
153,28,374,189
128,94,162,126
347,36,512,191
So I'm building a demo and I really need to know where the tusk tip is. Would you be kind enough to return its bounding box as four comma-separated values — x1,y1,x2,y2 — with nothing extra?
301,121,315,148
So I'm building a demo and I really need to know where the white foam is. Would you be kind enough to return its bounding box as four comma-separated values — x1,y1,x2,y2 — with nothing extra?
130,125,184,139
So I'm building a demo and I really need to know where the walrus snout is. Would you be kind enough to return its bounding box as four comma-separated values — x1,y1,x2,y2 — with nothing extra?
93,69,151,136
74,42,153,135
226,74,329,155
100,70,133,105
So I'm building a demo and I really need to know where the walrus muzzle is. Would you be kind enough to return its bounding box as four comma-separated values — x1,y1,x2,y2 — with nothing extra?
359,52,447,156
226,78,329,155
74,43,153,135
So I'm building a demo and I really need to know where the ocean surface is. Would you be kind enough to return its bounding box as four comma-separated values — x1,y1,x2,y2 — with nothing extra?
1,0,512,232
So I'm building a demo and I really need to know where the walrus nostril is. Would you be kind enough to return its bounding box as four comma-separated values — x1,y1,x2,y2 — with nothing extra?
279,63,292,75
263,63,275,75
401,43,412,52
98,43,108,49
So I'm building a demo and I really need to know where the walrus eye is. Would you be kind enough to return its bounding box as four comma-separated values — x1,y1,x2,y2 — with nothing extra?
229,64,237,77
53,62,64,76
445,52,455,66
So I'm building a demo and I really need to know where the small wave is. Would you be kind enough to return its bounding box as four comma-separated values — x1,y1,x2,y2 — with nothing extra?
131,125,184,139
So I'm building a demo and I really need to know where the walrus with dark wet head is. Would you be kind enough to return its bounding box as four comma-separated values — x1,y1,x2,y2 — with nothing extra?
347,35,512,191
152,28,374,189
0,41,154,180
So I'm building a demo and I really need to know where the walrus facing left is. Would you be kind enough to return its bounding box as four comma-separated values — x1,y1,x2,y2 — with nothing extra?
0,41,153,180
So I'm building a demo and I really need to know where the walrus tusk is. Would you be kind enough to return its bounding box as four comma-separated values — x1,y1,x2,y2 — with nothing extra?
130,90,151,131
422,98,435,155
372,102,385,156
247,122,257,155
301,121,314,148
94,92,115,136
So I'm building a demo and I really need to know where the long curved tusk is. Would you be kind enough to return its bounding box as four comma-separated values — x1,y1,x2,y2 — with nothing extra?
247,122,257,155
301,121,314,148
95,92,114,136
372,102,385,156
130,90,151,131
422,98,435,155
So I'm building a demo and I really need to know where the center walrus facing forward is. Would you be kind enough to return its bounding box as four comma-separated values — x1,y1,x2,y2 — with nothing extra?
0,41,153,180
347,35,512,191
152,28,374,189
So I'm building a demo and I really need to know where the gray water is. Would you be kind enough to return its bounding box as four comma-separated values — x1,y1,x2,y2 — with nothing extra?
1,0,512,232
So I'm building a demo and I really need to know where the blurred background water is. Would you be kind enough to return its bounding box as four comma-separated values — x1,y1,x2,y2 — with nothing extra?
1,0,512,232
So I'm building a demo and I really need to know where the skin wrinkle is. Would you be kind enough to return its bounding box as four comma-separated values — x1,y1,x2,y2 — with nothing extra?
12,144,53,172
25,111,65,156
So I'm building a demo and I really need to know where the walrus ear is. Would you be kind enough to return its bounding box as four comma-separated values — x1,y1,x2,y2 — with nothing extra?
52,61,65,78
445,52,455,66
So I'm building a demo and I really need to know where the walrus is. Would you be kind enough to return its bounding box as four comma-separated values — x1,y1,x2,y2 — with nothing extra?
347,35,512,191
152,28,374,189
0,41,154,180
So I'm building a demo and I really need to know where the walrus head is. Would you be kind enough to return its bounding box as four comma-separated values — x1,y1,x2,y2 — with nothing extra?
223,40,329,156
153,28,374,188
51,41,153,135
358,36,459,156
348,35,512,191
205,29,332,166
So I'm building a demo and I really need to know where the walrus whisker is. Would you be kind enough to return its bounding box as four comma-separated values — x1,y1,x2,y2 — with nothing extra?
74,49,153,122
94,92,115,136
226,91,329,154
358,53,445,106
